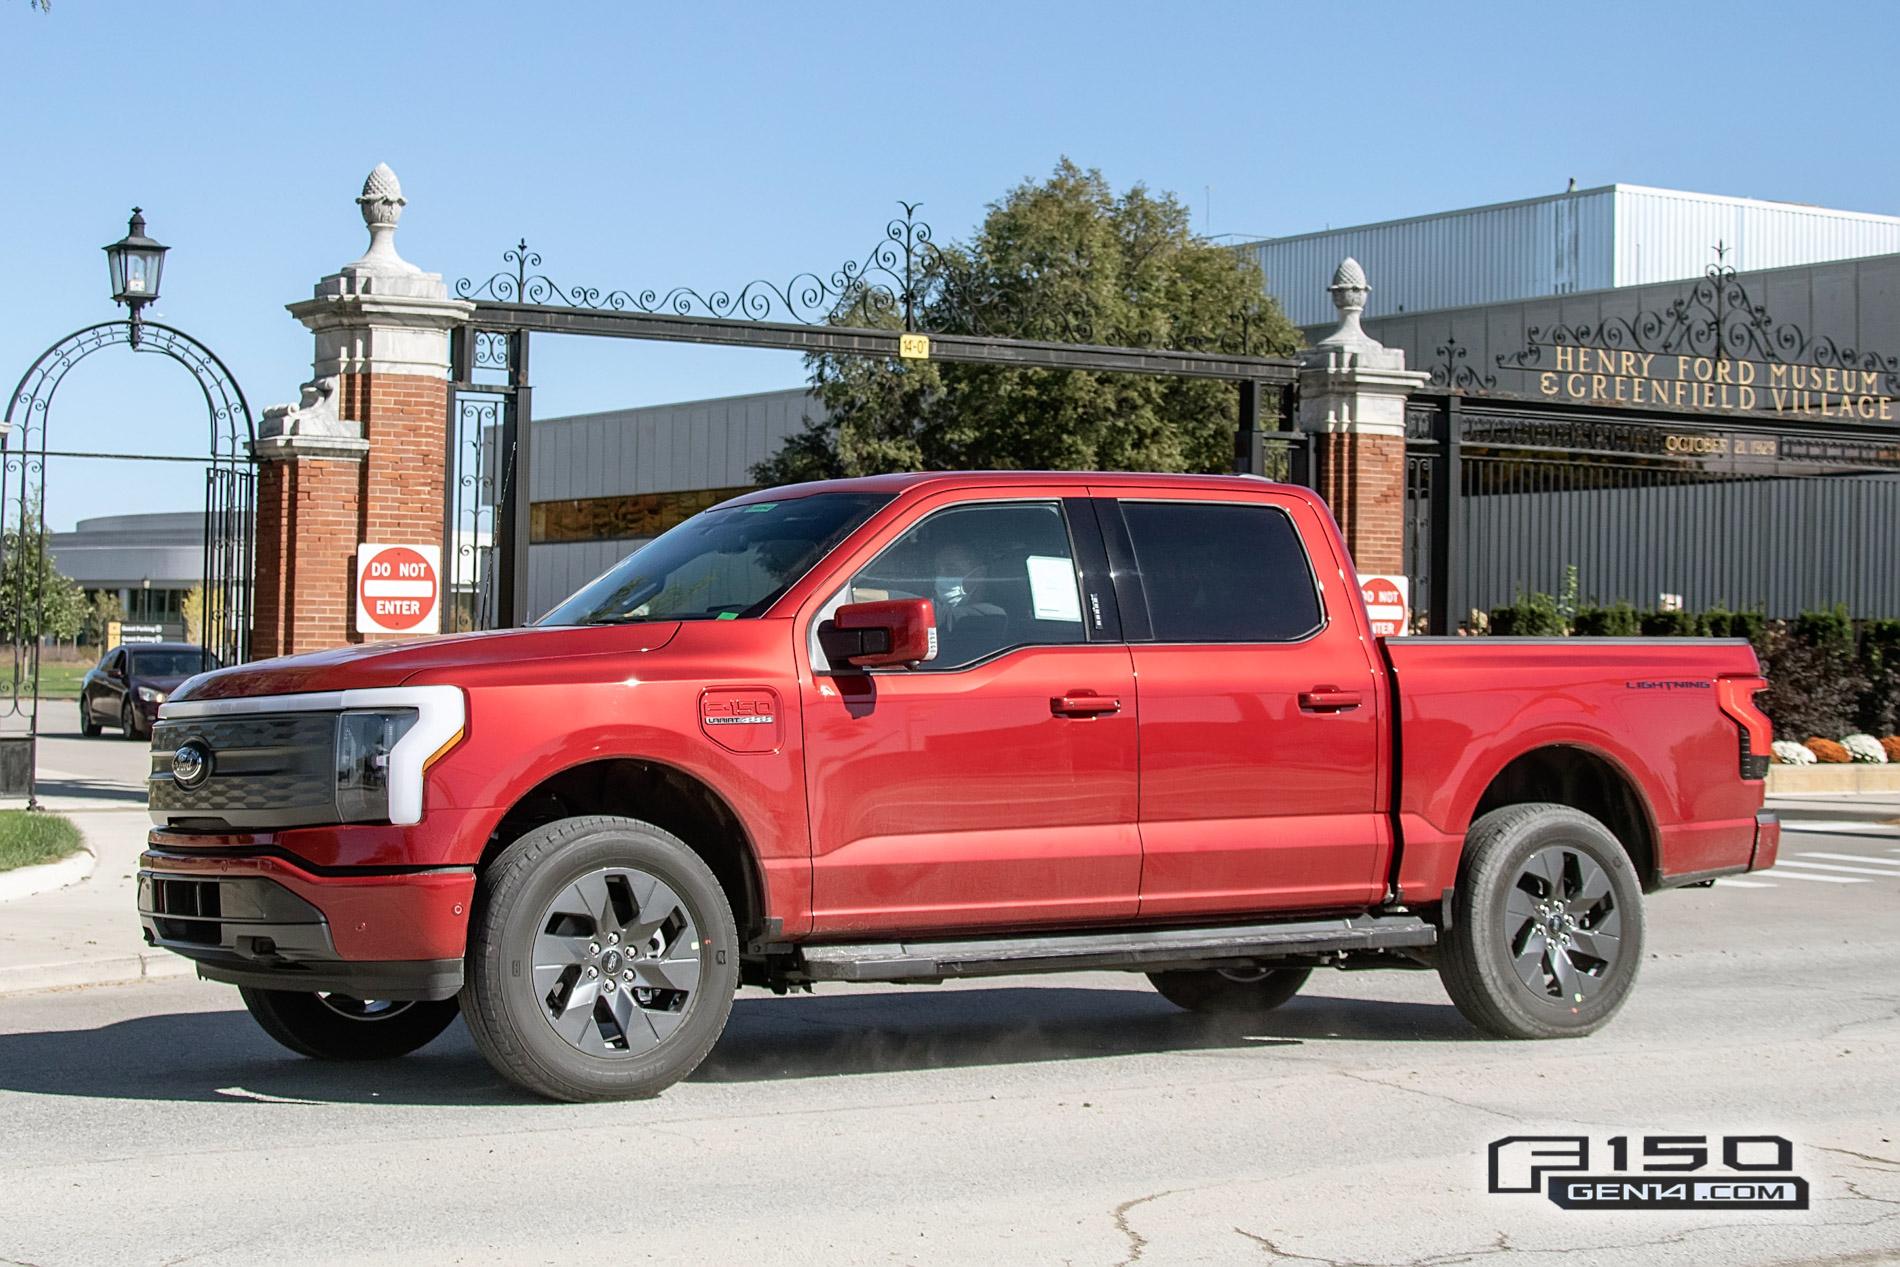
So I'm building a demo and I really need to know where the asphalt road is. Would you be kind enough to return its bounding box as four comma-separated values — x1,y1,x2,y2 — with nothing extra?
2,815,1896,1266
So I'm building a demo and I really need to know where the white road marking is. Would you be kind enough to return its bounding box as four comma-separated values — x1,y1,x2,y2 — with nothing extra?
1783,821,1900,836
214,1086,322,1105
1763,870,1865,884
1775,860,1900,878
1717,879,1776,889
1796,851,1900,868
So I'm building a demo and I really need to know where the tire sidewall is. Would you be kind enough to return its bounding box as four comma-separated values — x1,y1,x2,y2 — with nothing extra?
472,822,737,1099
1458,807,1644,1035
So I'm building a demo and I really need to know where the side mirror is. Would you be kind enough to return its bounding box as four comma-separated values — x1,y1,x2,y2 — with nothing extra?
822,598,938,669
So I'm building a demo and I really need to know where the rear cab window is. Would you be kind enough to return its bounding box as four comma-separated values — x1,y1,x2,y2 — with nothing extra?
1116,500,1324,643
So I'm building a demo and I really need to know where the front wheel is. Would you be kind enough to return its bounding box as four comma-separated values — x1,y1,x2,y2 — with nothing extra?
79,695,101,738
1437,803,1645,1039
120,699,144,741
239,989,461,1060
1147,965,1311,1019
460,815,739,1102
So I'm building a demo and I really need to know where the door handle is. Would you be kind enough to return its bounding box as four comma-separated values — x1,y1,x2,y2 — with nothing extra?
1051,693,1122,717
1299,687,1363,712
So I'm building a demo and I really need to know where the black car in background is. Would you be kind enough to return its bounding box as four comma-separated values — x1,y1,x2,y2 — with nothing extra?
79,642,220,740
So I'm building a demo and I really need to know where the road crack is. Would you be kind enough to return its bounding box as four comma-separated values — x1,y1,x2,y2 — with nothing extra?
1109,1188,1176,1266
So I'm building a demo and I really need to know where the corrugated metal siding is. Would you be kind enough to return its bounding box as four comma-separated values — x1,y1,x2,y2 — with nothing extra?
1247,186,1900,327
528,388,820,502
1613,187,1900,287
1242,189,1617,325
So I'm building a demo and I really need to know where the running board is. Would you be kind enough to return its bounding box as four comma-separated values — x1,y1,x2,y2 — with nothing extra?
795,914,1436,983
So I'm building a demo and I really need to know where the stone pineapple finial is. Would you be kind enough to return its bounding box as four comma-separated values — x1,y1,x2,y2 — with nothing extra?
1317,256,1380,351
346,162,420,275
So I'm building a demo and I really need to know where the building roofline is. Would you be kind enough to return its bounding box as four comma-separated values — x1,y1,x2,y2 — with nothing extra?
1234,184,1900,251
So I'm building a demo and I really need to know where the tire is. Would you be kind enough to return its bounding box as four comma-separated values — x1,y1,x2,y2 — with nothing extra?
120,699,144,741
1438,803,1645,1040
461,815,739,1103
1147,966,1311,1019
80,696,101,738
239,989,461,1060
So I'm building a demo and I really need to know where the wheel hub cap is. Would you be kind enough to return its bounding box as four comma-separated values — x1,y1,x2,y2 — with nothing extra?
1505,845,1621,1005
532,866,701,1058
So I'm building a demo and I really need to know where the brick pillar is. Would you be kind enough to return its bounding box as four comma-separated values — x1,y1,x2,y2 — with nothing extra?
251,164,473,656
1296,258,1427,577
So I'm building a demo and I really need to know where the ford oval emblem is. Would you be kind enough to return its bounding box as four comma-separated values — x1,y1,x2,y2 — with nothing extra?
171,741,212,790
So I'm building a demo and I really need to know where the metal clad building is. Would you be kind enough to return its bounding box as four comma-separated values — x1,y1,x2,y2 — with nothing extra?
527,388,820,617
1241,185,1900,327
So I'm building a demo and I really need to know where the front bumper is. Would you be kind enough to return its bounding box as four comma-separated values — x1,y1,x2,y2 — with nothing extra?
138,844,475,1001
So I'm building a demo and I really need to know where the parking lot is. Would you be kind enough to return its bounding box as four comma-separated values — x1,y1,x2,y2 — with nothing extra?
0,786,1894,1266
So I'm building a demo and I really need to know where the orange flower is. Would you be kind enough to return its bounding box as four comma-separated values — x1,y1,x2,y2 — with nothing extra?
1882,736,1900,764
1805,738,1852,764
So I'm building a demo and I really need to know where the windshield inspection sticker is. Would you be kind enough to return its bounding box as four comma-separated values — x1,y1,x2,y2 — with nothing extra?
1488,1134,1809,1211
1026,555,1083,622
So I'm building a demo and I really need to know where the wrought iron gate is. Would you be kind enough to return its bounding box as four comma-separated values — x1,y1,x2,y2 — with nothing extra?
2,320,255,804
1405,391,1900,632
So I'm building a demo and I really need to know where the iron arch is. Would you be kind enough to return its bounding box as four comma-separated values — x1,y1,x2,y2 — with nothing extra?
2,319,257,805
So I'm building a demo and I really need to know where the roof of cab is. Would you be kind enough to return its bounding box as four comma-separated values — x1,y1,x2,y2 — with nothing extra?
726,470,1304,502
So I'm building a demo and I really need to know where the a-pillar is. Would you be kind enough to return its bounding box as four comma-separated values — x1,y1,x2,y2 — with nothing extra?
1295,258,1427,576
251,164,473,657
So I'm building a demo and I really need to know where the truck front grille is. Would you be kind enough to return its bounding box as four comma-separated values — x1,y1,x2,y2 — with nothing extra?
148,712,340,830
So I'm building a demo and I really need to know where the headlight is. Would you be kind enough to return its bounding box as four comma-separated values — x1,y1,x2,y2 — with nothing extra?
335,709,419,822
137,686,167,704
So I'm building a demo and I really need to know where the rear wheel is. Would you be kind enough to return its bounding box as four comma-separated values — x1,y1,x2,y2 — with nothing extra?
1437,803,1644,1039
239,989,461,1060
461,815,739,1102
1147,965,1311,1019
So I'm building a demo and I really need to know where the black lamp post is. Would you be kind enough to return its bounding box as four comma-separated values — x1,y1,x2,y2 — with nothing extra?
103,207,169,348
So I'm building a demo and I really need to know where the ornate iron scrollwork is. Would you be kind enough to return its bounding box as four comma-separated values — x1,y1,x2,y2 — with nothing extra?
1428,333,1497,392
456,204,952,333
1497,261,1900,396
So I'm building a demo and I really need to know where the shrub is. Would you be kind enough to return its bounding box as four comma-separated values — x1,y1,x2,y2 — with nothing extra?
1488,590,1566,637
1573,603,1641,636
1805,737,1851,763
1639,608,1698,637
1701,608,1766,642
1858,620,1900,736
1758,618,1867,739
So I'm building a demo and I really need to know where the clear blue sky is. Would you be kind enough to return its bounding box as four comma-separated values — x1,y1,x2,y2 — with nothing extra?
4,0,1897,530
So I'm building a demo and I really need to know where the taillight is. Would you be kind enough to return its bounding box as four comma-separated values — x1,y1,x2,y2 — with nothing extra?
1717,675,1772,780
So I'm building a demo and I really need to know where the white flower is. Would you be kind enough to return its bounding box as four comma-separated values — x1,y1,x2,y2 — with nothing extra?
1772,740,1817,765
1842,734,1889,764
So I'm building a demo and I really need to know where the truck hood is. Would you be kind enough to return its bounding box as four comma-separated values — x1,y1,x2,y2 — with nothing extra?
171,623,683,701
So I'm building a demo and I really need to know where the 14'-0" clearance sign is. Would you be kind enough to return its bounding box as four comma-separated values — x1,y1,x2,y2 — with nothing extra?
356,543,441,635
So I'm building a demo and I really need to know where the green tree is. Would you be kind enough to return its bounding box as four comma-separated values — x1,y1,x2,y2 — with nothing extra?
0,506,85,644
756,159,1301,483
81,589,123,646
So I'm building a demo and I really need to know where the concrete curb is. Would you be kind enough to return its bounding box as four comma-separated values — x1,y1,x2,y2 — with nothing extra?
0,950,194,998
0,846,96,903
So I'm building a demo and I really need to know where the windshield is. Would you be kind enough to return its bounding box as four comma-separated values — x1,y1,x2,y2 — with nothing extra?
539,492,892,626
131,649,219,677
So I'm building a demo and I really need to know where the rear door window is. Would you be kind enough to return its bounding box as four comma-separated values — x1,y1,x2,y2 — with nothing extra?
1119,501,1323,643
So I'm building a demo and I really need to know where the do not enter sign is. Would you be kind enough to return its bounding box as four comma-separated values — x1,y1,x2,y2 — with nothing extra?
356,543,441,635
1360,574,1409,638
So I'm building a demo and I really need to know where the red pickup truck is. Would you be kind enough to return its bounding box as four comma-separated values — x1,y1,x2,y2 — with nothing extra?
139,472,1779,1101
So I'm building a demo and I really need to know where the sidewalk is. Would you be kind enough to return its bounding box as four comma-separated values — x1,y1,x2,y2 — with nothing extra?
0,803,190,996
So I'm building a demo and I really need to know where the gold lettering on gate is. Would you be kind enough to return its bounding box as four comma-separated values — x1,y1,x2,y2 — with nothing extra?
1530,347,1894,423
